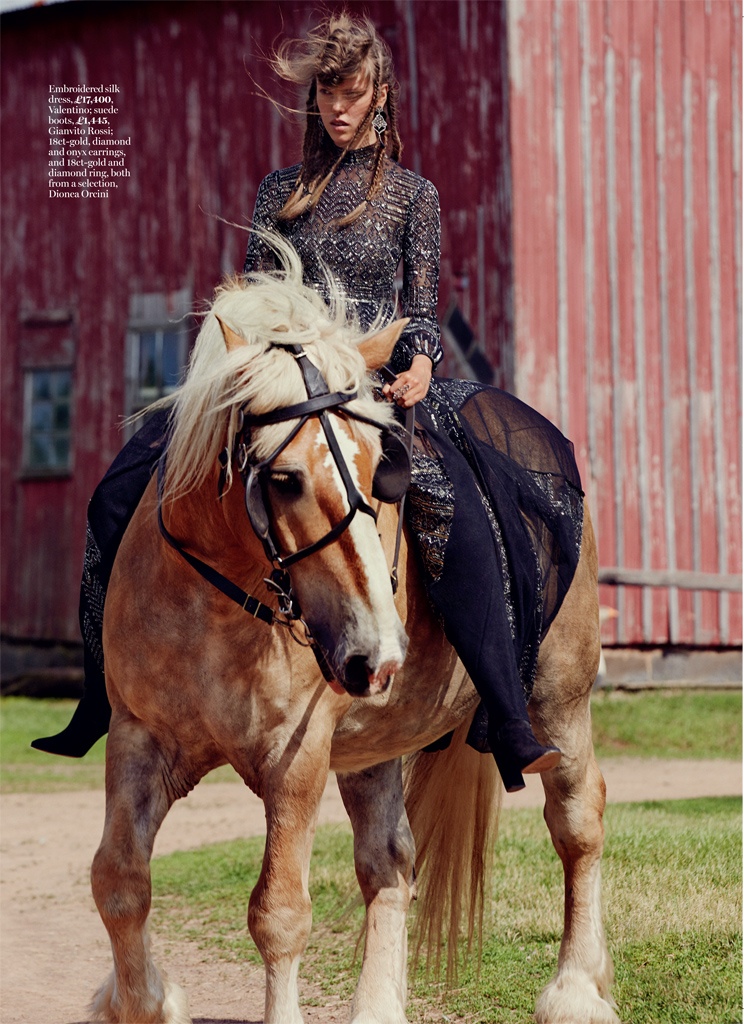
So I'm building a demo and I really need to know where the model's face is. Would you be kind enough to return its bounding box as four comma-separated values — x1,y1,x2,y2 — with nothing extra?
316,72,388,149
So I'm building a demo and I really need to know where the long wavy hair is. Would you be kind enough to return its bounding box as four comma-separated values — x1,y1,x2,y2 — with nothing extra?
271,11,403,226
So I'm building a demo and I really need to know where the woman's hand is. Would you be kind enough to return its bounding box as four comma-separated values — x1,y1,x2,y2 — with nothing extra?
382,354,433,408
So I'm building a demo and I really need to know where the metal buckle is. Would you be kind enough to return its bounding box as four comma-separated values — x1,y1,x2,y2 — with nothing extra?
263,570,298,621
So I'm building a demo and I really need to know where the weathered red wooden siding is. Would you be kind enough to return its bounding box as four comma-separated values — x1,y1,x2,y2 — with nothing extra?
1,0,740,652
1,0,511,644
507,0,742,647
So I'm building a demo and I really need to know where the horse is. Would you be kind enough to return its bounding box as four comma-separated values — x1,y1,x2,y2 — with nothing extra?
88,240,619,1024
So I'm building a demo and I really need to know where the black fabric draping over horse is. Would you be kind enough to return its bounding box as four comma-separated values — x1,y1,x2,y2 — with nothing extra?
32,413,171,753
405,378,584,751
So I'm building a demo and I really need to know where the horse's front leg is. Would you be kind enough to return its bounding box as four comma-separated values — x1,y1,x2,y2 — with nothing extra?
90,713,190,1024
248,738,331,1024
336,759,415,1024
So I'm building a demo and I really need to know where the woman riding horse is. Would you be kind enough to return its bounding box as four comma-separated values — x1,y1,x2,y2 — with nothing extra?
35,11,583,794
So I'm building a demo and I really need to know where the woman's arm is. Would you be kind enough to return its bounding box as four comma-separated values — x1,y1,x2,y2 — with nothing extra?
383,178,442,408
243,171,285,274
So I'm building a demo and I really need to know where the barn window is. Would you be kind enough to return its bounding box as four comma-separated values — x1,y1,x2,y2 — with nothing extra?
125,289,193,429
22,367,73,474
128,328,187,411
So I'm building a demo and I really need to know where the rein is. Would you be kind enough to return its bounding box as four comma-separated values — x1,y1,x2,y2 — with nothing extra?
378,365,414,594
156,348,413,680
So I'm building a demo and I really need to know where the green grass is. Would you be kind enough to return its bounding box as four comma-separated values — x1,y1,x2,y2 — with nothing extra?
150,797,742,1024
589,689,741,761
0,697,235,791
0,696,106,791
430,797,742,1023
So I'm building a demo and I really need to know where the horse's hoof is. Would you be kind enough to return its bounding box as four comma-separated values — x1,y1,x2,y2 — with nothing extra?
162,978,192,1024
89,971,191,1023
535,969,620,1024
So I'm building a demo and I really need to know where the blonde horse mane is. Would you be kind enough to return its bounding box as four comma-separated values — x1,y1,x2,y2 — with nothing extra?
159,234,395,501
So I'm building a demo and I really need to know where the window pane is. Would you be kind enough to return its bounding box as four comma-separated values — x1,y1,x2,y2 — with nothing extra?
54,436,70,467
31,401,53,431
127,319,190,425
33,372,52,401
29,434,53,468
54,402,70,430
54,373,72,399
138,332,158,389
161,332,183,389
24,369,73,473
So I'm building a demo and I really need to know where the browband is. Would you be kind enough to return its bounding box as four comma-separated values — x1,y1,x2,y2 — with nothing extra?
243,389,357,427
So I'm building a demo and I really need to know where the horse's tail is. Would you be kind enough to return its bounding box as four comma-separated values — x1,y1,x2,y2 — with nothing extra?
403,712,502,984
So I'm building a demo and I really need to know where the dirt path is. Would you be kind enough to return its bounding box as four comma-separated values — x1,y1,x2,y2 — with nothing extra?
1,759,740,1024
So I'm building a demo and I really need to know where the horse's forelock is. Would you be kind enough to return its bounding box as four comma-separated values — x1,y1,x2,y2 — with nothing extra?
162,249,393,499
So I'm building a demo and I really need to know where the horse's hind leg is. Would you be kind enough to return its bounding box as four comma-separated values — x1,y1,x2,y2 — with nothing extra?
533,708,619,1024
528,516,620,1024
90,714,190,1024
336,759,415,1024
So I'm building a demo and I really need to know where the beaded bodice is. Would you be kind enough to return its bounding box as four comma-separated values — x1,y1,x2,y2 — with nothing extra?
243,146,442,373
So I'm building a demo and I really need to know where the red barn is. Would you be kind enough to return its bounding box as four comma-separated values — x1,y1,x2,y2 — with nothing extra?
1,0,740,687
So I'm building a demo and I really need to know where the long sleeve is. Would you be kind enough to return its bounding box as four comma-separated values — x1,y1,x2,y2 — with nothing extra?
243,171,285,274
394,178,443,373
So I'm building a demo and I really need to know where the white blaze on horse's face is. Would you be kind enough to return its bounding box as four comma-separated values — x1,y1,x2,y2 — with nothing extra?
270,415,408,698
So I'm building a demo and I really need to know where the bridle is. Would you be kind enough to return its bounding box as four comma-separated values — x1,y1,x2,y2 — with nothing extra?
157,345,413,679
240,346,385,570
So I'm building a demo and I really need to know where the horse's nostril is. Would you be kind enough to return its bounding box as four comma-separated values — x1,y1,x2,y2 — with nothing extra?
343,655,371,696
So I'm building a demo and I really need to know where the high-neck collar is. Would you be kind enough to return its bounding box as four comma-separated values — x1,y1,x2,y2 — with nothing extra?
335,143,379,165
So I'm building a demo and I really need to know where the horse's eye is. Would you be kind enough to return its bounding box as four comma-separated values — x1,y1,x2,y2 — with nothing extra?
268,470,303,497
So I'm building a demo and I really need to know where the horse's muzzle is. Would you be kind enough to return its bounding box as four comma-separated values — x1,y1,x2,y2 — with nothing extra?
305,596,408,698
338,653,402,698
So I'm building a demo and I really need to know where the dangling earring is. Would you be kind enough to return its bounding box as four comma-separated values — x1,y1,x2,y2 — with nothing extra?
372,106,387,142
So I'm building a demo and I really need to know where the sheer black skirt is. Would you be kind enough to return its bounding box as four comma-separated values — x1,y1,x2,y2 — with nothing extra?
406,379,584,748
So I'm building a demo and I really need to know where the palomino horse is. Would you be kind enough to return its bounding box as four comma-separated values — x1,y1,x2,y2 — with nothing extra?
89,243,619,1024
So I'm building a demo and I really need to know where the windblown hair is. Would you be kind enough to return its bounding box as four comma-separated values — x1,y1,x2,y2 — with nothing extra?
271,10,402,226
160,234,394,502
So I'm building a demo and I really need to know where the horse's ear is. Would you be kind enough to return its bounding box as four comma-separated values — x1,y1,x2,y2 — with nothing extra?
357,318,411,370
216,315,247,352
